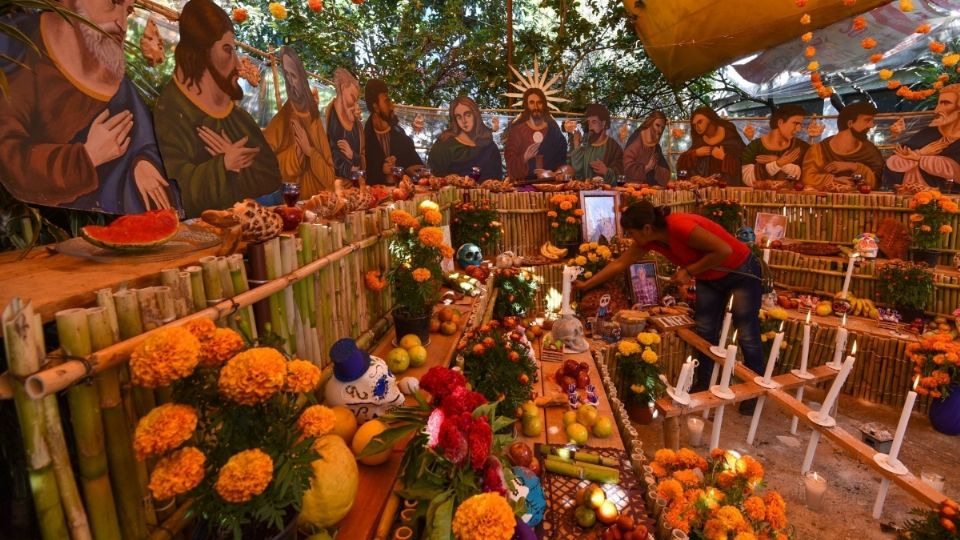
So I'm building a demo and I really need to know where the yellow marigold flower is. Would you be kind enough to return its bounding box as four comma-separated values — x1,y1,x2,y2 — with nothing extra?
744,496,766,521
878,69,894,80
199,328,246,367
215,449,274,503
801,31,813,42
451,493,515,540
131,327,201,388
285,360,321,393
297,404,336,438
422,209,443,226
941,225,953,234
133,403,197,461
218,348,287,405
148,446,205,500
418,199,440,213
185,318,216,342
579,243,590,253
641,348,658,364
575,255,587,266
617,340,641,357
638,332,655,346
944,54,960,67
418,226,444,248
807,60,820,71
268,2,287,19
657,478,685,502
587,252,598,262
899,0,913,12
412,267,432,282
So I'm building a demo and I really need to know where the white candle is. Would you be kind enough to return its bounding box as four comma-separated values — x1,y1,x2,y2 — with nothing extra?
841,253,859,299
763,239,772,264
804,471,828,511
888,376,920,463
676,356,695,396
763,324,785,382
687,416,705,447
799,311,812,374
828,317,848,369
816,342,857,424
719,333,738,389
560,265,581,316
717,297,734,347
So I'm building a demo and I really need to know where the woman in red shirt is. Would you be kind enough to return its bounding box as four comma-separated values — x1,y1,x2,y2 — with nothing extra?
576,200,763,412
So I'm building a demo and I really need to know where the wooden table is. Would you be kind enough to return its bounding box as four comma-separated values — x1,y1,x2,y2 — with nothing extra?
0,245,222,323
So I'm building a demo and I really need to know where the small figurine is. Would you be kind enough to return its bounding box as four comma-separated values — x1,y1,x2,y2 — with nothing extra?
323,338,404,423
596,294,612,320
854,233,879,258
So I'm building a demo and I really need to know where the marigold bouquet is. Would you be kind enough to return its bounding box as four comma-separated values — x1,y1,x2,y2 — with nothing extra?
617,334,666,406
388,200,454,318
547,193,583,244
908,190,958,250
359,366,524,539
907,333,960,398
452,199,503,253
458,321,539,417
652,447,792,539
876,260,934,312
569,241,614,281
492,268,540,319
700,199,745,234
130,319,323,539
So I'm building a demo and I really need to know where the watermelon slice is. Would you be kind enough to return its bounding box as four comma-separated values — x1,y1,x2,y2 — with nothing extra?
81,209,180,251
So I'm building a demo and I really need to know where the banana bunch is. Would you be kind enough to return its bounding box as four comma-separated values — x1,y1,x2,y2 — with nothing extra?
850,296,878,318
539,241,568,260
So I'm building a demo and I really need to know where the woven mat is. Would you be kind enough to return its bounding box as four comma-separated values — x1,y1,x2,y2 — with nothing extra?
537,445,654,539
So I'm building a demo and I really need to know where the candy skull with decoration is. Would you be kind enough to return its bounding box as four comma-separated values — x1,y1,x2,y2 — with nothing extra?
551,315,589,353
323,338,404,423
457,243,483,269
736,226,756,244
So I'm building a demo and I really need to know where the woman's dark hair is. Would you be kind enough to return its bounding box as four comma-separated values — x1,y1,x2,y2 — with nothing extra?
620,200,670,231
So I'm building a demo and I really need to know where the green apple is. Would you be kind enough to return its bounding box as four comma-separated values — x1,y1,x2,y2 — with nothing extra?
566,422,589,445
407,345,428,368
386,347,410,373
574,505,597,528
522,416,543,437
576,404,599,427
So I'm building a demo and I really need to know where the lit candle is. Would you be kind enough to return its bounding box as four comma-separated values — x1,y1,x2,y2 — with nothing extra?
827,315,848,370
887,376,919,465
687,416,705,447
763,238,772,264
794,311,813,378
841,253,859,299
710,297,734,357
711,331,738,400
803,471,828,511
560,265,581,316
760,323,785,385
810,341,857,427
676,356,695,396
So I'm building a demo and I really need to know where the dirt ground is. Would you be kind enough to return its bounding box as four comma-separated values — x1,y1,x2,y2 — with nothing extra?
633,387,960,540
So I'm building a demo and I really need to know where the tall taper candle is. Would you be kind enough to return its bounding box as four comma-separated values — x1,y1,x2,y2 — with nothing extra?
676,356,694,396
887,376,919,465
810,342,857,427
828,316,848,370
797,311,812,376
841,253,858,299
762,325,785,382
711,331,738,400
763,239,772,264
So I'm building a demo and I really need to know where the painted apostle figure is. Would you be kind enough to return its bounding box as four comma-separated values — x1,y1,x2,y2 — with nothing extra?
569,103,623,185
427,96,503,180
0,0,176,214
153,0,281,218
363,79,423,185
741,105,809,187
883,84,960,193
325,67,364,180
504,88,567,180
675,106,746,185
264,47,335,198
622,110,671,186
801,101,883,192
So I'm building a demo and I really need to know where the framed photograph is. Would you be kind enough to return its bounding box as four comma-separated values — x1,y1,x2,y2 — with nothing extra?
628,261,661,307
754,212,787,245
579,190,621,243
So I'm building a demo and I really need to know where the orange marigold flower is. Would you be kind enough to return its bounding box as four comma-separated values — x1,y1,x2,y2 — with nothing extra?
654,448,677,467
422,209,443,226
418,226,444,248
807,61,820,71
878,69,894,80
921,225,932,232
559,201,573,211
550,222,559,228
672,468,701,487
805,46,816,58
365,270,387,291
133,403,198,461
801,32,813,42
232,7,248,23
710,447,726,459
800,13,811,25
703,518,728,540
285,360,321,393
870,53,884,63
218,348,287,405
930,41,946,54
185,318,217,342
941,225,953,234
717,505,748,532
852,16,867,31
899,0,913,12
412,267,432,282
215,449,274,503
130,327,201,388
887,80,902,90
199,328,246,367
944,54,960,68
744,496,766,521
861,37,877,49
546,210,558,218
650,461,669,478
734,533,758,540
390,209,419,229
441,245,454,259
915,23,931,33
148,447,205,500
297,404,336,437
657,479,685,502
565,216,576,224
573,209,584,216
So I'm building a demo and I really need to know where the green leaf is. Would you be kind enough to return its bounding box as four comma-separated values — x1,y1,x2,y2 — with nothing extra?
425,490,454,540
357,423,420,458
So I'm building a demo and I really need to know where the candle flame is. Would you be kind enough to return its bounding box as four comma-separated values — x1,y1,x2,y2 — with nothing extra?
913,375,920,390
779,322,785,332
841,313,847,327
766,238,772,248
727,296,734,311
851,341,858,355
805,310,812,324
731,330,738,342
811,471,822,482
685,355,693,364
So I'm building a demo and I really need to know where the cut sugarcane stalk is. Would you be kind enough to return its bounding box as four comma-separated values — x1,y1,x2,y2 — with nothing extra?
543,454,622,479
4,299,78,540
539,444,619,467
264,237,291,352
88,307,147,540
56,308,123,540
199,256,224,306
544,456,620,484
280,236,303,356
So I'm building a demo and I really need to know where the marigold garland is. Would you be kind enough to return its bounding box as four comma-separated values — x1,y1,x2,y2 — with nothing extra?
148,447,206,500
915,23,930,33
215,449,274,503
130,327,201,388
869,53,883,64
285,359,322,393
861,37,877,49
930,41,946,54
801,32,813,43
133,403,198,461
297,404,336,437
852,16,866,31
804,46,816,58
451,493,516,540
878,69,893,80
218,348,287,405
199,328,246,367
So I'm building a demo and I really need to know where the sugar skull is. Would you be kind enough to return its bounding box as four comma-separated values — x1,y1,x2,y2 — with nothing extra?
552,315,589,353
324,338,404,423
457,243,483,269
736,226,756,244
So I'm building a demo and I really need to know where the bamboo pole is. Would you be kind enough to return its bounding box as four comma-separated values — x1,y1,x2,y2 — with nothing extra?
136,287,163,330
145,499,194,540
56,308,123,540
160,269,190,319
4,299,77,540
88,307,147,540
280,236,303,356
264,237,292,353
185,266,207,313
227,254,257,343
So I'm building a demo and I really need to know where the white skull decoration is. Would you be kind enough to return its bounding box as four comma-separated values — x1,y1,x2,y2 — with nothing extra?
552,315,589,353
324,338,404,423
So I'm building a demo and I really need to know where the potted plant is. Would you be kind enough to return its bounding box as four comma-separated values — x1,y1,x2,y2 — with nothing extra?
388,200,454,343
458,323,539,418
700,199,745,235
129,320,332,539
876,260,934,324
573,242,631,316
547,193,583,248
908,190,958,266
617,334,666,424
908,333,960,435
492,268,539,320
452,199,502,254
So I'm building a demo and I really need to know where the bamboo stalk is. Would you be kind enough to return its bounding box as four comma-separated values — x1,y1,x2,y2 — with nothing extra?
199,256,225,307
185,266,207,313
136,287,163,330
264,237,291,353
154,286,177,324
88,307,147,540
145,499,194,540
56,308,123,540
280,236,303,356
227,254,257,343
4,299,77,540
161,269,190,319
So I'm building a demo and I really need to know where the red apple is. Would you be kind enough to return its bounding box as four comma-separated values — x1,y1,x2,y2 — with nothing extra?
576,371,591,389
564,359,580,377
858,183,872,194
578,361,590,372
562,375,577,389
507,442,533,467
274,206,303,231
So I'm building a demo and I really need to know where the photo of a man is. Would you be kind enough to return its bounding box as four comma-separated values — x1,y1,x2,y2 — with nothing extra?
630,262,660,307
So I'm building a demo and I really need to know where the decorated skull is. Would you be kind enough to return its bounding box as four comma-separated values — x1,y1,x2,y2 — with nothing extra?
736,226,756,244
323,338,404,423
552,315,589,353
457,243,483,269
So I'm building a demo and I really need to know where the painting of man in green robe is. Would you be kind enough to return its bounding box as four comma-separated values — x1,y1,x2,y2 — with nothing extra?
569,103,623,185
